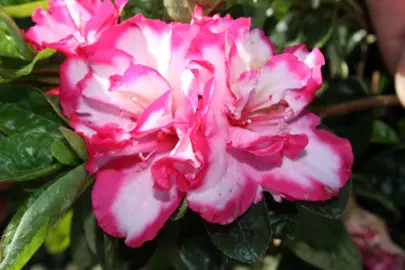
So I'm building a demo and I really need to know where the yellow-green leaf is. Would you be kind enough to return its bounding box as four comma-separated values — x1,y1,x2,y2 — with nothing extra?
45,210,73,254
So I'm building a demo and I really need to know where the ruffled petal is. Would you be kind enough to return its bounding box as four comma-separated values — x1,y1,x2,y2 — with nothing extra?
244,53,311,112
228,29,276,82
257,113,353,201
59,56,90,117
282,45,325,114
25,0,125,54
152,124,208,192
187,139,259,224
191,6,251,35
108,64,172,115
92,156,183,247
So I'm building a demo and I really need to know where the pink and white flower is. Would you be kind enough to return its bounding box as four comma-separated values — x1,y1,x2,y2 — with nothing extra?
25,0,127,55
55,6,353,247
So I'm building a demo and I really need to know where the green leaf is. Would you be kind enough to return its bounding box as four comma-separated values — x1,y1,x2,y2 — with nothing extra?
359,147,405,208
44,94,69,125
50,139,80,165
285,209,362,270
271,0,293,19
178,235,223,270
0,8,33,61
70,188,97,270
353,183,400,222
296,178,352,219
205,200,271,264
0,48,55,83
0,84,66,181
3,0,48,18
266,197,297,241
0,165,91,270
303,10,334,49
268,211,297,241
370,120,400,144
59,127,89,161
397,118,405,141
96,233,157,270
44,210,73,254
0,132,63,181
0,84,63,136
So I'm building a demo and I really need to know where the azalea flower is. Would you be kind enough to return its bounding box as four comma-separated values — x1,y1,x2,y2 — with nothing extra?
25,0,127,54
344,197,405,270
28,2,353,247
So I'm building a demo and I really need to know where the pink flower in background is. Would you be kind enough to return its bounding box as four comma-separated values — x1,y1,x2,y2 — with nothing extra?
29,2,354,248
25,0,127,55
345,198,405,270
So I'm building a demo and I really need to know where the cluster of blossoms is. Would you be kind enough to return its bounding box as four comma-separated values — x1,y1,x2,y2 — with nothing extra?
26,0,353,247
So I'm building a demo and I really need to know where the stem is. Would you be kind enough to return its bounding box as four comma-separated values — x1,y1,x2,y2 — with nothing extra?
311,95,401,117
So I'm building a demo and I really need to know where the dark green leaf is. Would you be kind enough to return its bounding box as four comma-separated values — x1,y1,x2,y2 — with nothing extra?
359,147,405,208
296,178,352,219
59,127,89,161
353,183,400,222
50,139,80,165
179,237,222,270
268,211,297,241
397,118,405,141
206,200,271,264
70,187,97,269
0,83,63,135
370,120,400,144
285,209,362,270
0,132,63,181
266,196,297,241
0,165,91,270
96,233,157,270
302,11,334,49
322,111,374,158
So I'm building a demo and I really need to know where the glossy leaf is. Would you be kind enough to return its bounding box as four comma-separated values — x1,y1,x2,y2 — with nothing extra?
0,165,90,270
0,132,63,181
59,127,89,161
268,211,297,241
285,209,362,270
0,8,33,60
0,84,63,136
205,200,271,264
296,178,352,219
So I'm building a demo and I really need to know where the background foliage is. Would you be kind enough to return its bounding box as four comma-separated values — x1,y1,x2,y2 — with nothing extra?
0,0,404,269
